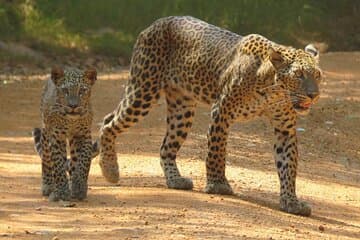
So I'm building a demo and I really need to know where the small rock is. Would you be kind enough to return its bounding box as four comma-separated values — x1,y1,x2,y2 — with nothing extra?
246,143,256,147
35,207,42,211
318,225,325,232
0,233,14,237
144,221,149,225
325,121,334,125
60,201,76,208
35,230,52,235
52,236,60,240
296,127,305,132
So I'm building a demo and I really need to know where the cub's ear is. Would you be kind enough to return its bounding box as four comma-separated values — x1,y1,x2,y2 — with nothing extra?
305,44,319,62
268,47,286,69
84,68,97,85
51,66,64,86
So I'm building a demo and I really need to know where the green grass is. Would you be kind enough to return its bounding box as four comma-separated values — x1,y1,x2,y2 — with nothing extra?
0,0,358,61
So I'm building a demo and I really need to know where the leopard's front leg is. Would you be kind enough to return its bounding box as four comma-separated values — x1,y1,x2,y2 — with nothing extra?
36,128,54,196
271,113,311,216
204,102,233,195
69,131,93,200
48,132,70,201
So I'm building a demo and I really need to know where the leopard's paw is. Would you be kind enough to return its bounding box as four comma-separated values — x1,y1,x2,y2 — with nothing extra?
166,177,193,190
99,155,119,183
280,197,312,216
99,139,119,183
205,180,233,195
48,186,71,202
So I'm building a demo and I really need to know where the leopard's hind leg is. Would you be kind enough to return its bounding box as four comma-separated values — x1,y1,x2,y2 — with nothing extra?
160,87,195,190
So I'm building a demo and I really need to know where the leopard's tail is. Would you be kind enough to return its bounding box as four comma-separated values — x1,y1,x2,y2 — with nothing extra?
32,127,42,156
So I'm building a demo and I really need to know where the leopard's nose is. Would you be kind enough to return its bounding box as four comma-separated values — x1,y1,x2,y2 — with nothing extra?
68,103,79,109
307,92,319,100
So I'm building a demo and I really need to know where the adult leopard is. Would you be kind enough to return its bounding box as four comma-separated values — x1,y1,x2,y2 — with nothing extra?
33,67,97,201
98,16,322,216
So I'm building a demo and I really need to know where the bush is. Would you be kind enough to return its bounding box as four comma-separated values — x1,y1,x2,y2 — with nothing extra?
0,0,358,60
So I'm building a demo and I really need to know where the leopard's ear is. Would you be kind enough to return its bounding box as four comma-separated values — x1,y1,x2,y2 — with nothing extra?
84,68,97,85
305,44,319,63
268,47,286,70
51,66,64,86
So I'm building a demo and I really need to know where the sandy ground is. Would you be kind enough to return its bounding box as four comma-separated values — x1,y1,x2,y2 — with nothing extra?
0,52,359,239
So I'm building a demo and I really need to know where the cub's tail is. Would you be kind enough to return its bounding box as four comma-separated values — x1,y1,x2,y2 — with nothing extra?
91,139,99,159
32,127,42,156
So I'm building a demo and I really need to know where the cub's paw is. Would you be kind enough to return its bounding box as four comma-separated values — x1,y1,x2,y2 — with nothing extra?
48,186,71,202
41,183,54,196
71,181,88,201
166,177,193,190
280,197,312,216
205,180,233,195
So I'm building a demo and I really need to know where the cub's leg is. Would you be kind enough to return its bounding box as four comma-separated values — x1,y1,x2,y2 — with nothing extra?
270,110,311,216
160,87,195,190
48,132,70,201
33,128,54,196
204,101,234,195
69,131,93,200
99,77,161,183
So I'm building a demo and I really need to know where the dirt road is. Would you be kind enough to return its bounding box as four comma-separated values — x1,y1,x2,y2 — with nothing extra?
0,52,359,239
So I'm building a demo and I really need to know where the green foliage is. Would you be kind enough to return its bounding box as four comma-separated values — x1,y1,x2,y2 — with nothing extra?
0,1,23,39
0,0,358,60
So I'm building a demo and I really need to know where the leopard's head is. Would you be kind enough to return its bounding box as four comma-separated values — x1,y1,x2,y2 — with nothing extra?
51,67,97,118
269,44,322,115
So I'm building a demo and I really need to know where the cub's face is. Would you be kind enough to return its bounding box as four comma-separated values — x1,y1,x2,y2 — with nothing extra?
269,45,322,115
51,67,97,118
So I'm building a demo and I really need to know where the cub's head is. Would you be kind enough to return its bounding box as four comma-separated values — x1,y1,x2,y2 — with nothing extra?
51,67,97,117
269,44,322,115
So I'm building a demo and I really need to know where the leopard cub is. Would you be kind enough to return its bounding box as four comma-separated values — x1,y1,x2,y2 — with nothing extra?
33,67,97,201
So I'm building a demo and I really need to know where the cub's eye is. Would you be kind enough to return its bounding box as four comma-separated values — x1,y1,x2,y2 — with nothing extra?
62,88,69,95
314,71,321,80
79,87,88,95
295,70,303,79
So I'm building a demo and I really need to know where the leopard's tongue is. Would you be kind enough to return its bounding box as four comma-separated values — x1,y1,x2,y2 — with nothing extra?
300,102,312,108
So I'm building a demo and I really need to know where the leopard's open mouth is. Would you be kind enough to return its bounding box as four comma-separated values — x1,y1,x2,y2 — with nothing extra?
293,102,312,115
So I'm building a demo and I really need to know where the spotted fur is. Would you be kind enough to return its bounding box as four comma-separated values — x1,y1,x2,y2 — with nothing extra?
98,16,322,216
33,67,97,201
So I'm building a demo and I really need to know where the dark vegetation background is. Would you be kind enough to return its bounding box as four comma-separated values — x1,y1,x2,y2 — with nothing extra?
0,0,359,64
